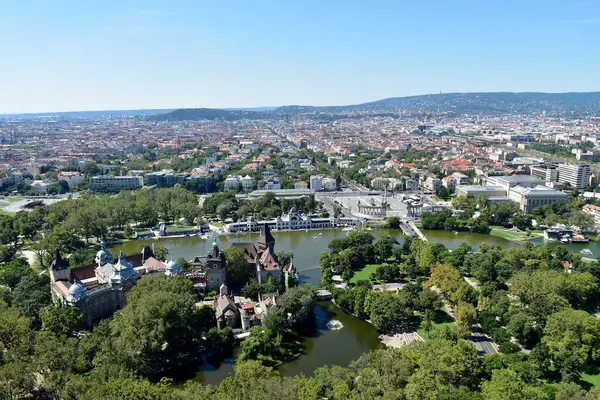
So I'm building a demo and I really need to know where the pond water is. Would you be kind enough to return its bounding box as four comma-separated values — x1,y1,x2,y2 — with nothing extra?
163,301,382,386
110,227,597,384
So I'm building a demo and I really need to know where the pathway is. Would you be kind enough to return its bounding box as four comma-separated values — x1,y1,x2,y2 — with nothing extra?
430,286,498,355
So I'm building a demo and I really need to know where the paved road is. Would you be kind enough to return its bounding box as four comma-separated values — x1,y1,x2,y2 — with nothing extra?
431,287,498,356
468,324,498,356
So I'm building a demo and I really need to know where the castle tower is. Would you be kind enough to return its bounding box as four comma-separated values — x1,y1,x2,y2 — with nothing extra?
257,223,275,253
49,248,70,283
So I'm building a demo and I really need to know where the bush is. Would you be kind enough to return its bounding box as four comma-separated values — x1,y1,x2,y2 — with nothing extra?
498,342,520,354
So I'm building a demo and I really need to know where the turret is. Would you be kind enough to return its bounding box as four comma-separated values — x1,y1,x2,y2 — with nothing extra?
257,223,275,253
49,248,70,283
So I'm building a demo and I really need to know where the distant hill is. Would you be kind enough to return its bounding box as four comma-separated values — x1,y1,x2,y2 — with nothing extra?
273,92,600,116
6,109,175,119
148,108,272,121
149,92,600,121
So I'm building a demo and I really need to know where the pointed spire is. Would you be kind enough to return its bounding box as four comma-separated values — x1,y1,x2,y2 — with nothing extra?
50,247,70,271
258,223,275,246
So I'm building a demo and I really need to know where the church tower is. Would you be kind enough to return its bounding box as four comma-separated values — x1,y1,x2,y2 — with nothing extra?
257,224,275,253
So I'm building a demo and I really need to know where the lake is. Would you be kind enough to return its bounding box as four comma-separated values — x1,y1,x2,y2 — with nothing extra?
110,227,597,384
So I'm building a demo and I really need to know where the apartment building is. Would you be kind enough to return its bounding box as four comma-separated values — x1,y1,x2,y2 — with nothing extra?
530,165,559,182
310,175,323,191
90,175,143,191
558,163,591,189
57,171,82,187
583,204,600,231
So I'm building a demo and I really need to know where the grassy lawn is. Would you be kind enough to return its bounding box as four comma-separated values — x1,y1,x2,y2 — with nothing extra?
165,225,199,232
416,308,455,340
489,226,541,242
582,372,600,388
350,264,383,284
0,197,23,203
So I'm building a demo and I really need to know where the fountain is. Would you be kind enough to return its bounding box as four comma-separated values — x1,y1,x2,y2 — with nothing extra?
326,320,344,330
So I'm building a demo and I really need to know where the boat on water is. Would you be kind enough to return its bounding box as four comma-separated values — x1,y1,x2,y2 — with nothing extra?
319,232,323,235
581,249,594,256
341,227,355,232
452,230,458,235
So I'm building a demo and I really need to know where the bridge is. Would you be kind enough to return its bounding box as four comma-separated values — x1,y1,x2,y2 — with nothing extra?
399,221,428,241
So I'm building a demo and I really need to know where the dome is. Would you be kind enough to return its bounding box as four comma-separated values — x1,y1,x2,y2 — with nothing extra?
110,251,139,284
165,259,180,276
289,207,297,215
67,281,86,303
95,240,113,265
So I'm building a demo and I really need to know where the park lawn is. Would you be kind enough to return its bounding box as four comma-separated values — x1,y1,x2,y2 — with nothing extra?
0,197,23,203
582,372,600,388
164,225,199,232
350,264,381,284
416,308,455,341
489,226,540,242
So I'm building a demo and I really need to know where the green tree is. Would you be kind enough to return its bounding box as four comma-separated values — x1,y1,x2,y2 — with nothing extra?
367,292,411,334
104,275,216,376
373,235,397,262
481,369,550,400
542,308,600,381
454,302,476,333
224,247,253,288
384,216,401,229
154,245,169,261
40,304,83,337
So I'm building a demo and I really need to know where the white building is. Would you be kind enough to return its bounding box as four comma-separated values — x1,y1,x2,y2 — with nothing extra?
508,185,569,213
224,175,241,191
31,180,50,193
337,160,356,169
294,181,308,189
423,177,442,193
262,178,281,191
224,175,253,191
451,172,471,185
310,175,323,191
531,165,559,182
455,185,507,198
57,171,82,187
323,177,337,191
558,163,590,189
225,208,361,233
371,178,389,190
90,175,143,191
583,204,600,231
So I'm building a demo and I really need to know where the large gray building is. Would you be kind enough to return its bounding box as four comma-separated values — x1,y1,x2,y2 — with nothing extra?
557,163,590,189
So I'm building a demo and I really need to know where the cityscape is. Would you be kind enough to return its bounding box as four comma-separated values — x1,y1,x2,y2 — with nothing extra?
3,0,600,398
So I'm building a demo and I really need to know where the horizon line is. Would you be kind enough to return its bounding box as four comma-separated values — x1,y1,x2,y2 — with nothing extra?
4,90,600,116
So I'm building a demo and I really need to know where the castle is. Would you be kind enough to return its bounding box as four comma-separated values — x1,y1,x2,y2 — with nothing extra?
50,224,297,329
215,223,298,332
50,243,174,327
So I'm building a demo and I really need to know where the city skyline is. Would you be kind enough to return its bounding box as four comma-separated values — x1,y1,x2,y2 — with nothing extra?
2,0,600,113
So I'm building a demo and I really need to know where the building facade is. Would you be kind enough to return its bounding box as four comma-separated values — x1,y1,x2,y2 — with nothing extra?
508,185,569,213
90,175,143,191
558,163,591,189
50,244,172,327
225,208,361,233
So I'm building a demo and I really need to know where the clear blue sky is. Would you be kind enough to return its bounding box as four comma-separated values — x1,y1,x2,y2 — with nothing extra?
1,0,600,113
